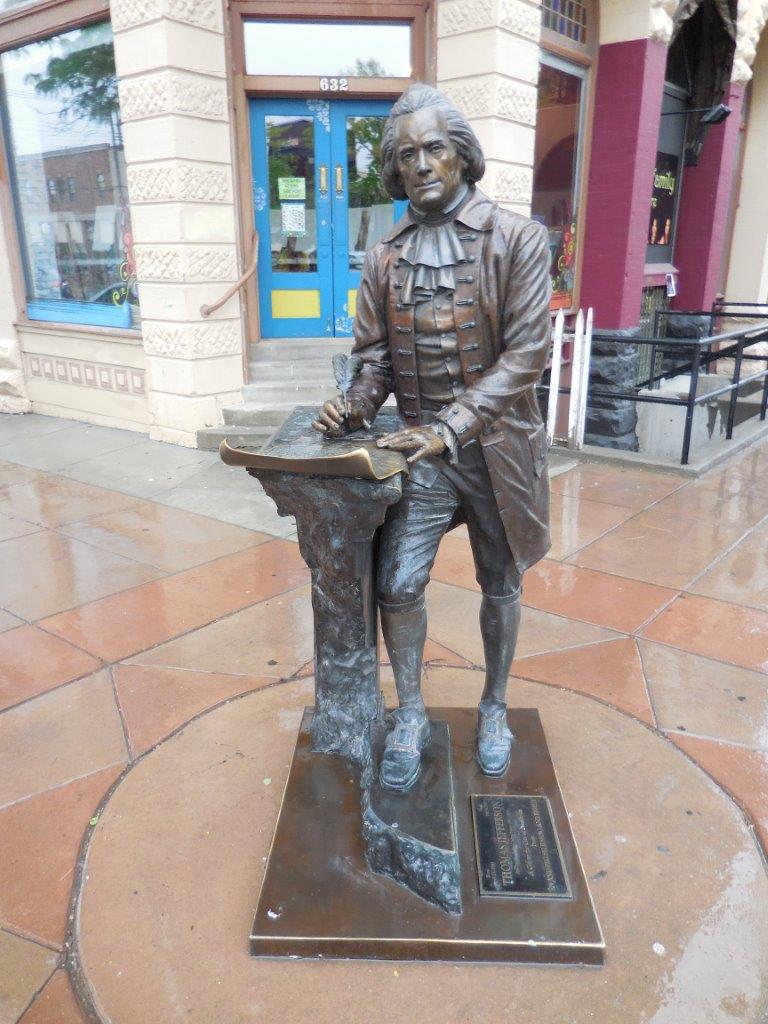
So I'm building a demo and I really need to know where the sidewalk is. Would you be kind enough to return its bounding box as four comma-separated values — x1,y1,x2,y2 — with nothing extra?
1,413,767,1023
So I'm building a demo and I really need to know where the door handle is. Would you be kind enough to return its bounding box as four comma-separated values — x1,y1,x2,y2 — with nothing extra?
335,164,343,196
319,165,328,197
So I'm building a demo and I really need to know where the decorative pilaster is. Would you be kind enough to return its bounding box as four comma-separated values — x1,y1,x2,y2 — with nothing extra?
437,0,542,216
111,0,244,446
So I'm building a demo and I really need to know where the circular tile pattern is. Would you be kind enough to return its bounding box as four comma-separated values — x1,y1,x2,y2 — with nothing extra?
75,671,768,1024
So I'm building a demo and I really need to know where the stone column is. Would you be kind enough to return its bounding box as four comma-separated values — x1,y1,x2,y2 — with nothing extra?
672,83,745,311
436,0,542,216
111,0,244,446
725,30,768,301
578,36,667,327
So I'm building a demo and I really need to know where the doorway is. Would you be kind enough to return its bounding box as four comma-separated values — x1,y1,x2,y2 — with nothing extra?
250,97,405,339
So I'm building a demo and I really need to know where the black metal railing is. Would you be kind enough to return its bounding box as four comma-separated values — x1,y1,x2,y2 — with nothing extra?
542,304,768,465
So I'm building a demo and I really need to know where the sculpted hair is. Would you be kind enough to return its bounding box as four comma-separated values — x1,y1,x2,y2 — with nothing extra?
380,83,486,200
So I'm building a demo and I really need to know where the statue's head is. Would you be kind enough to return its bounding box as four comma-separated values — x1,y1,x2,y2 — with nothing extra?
381,83,485,212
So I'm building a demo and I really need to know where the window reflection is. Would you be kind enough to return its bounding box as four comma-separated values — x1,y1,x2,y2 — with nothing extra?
346,115,393,269
532,58,585,310
267,115,317,273
245,21,411,78
0,22,138,327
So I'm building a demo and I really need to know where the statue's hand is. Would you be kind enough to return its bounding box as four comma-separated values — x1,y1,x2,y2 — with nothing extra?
312,395,366,436
376,425,446,464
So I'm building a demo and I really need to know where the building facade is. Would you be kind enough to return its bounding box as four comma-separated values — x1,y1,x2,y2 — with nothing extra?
0,0,766,445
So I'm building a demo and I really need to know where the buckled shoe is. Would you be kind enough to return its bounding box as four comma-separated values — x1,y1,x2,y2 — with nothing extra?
379,707,431,792
477,699,513,776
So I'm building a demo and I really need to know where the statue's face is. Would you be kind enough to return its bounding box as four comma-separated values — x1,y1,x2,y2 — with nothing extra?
393,106,464,212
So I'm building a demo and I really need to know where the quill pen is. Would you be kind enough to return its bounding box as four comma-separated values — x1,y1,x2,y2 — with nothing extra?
332,353,363,420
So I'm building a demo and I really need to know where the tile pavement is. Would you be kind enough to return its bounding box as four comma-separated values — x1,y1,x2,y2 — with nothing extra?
0,413,766,1020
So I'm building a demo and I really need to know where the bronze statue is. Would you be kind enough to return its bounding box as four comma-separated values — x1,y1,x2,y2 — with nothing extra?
314,83,552,792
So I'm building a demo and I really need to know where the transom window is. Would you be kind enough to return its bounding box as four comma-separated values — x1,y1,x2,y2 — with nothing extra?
541,0,589,44
244,20,411,79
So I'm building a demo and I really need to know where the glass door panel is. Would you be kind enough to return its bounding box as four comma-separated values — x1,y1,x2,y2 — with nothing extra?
251,97,403,338
330,101,405,336
250,99,332,337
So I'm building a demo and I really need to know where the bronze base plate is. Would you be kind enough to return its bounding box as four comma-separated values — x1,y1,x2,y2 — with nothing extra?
250,707,605,965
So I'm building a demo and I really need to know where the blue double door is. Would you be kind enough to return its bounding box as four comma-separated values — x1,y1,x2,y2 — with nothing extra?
250,98,405,338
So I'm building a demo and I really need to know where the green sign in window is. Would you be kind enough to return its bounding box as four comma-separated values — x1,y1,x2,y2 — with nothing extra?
278,177,306,201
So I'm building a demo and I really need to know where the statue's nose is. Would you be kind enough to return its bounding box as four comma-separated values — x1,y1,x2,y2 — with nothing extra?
416,151,430,175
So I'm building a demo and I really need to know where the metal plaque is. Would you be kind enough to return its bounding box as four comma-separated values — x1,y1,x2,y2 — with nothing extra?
471,794,572,900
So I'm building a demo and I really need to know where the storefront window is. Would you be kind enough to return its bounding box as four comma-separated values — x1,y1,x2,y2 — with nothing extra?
0,21,138,328
244,20,411,78
532,54,586,310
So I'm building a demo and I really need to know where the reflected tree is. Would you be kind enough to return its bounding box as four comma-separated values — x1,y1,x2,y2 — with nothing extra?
25,24,121,146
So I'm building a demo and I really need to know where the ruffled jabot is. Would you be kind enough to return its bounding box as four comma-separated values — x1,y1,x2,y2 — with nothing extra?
398,186,471,305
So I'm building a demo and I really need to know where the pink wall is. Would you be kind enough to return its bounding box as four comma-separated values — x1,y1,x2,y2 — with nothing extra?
579,39,667,328
672,83,745,311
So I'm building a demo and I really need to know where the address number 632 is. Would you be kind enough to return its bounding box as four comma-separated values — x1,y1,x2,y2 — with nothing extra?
319,77,349,92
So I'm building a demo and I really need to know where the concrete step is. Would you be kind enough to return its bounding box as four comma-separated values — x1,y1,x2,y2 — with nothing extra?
242,380,337,402
250,338,351,363
222,402,299,428
247,360,338,383
195,424,274,452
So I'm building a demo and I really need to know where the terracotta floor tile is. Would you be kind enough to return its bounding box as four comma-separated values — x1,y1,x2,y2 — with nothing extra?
689,519,768,611
669,734,768,852
640,641,768,749
0,460,45,487
425,580,619,665
696,452,768,499
0,609,23,634
0,766,121,946
75,678,768,1024
642,593,768,674
0,670,127,809
0,474,138,528
18,970,89,1024
430,533,479,591
550,462,685,509
568,507,746,589
0,930,58,1024
61,503,269,574
0,512,39,543
548,493,636,560
0,532,162,621
512,637,654,724
114,665,274,756
0,626,101,712
651,477,768,527
128,586,314,679
522,560,677,632
39,541,310,662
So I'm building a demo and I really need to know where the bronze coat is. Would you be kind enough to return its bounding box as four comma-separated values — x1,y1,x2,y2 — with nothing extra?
348,188,552,572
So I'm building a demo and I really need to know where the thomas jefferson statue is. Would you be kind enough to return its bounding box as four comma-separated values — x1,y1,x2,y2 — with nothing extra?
314,84,552,792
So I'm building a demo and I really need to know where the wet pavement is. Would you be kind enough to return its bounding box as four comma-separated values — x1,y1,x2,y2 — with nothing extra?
1,413,767,1022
